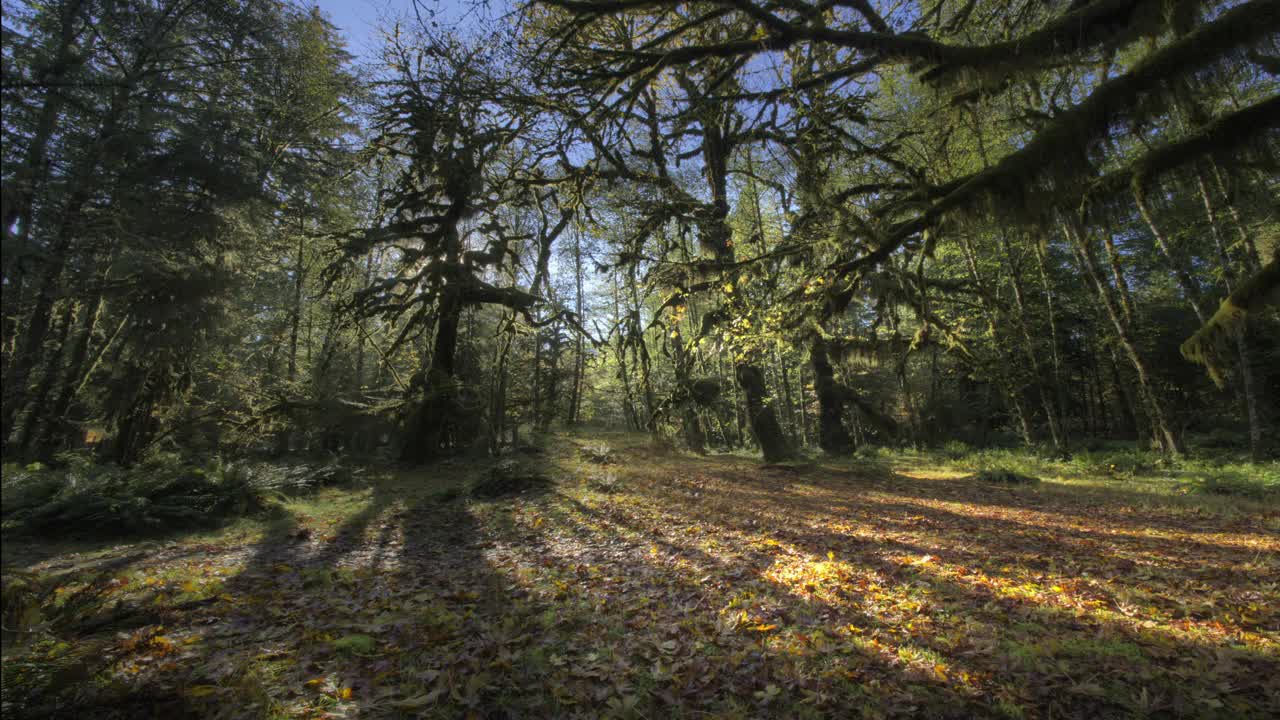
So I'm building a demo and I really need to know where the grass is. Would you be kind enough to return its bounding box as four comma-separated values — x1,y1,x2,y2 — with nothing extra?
874,440,1279,508
2,432,1277,718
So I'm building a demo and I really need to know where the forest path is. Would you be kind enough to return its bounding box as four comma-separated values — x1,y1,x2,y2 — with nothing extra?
6,433,1278,718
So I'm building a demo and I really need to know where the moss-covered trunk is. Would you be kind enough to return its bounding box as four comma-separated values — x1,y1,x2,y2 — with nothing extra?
810,339,853,454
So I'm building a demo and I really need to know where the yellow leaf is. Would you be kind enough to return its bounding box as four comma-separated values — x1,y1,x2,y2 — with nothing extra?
339,687,354,700
187,685,219,697
827,550,835,561
750,623,778,633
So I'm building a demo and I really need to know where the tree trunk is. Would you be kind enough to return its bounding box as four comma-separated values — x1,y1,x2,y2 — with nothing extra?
1,0,87,360
1066,218,1184,455
35,295,105,458
798,361,811,447
810,338,853,454
568,227,585,424
1031,235,1069,439
670,325,706,453
4,71,136,445
401,289,462,464
13,300,77,456
735,364,792,461
999,230,1065,452
1195,166,1265,459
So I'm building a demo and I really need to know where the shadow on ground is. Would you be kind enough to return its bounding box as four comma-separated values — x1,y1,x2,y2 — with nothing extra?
7,436,1278,719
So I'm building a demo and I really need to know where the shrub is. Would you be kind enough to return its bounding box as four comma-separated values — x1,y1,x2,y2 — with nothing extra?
940,440,970,461
974,469,1040,485
1071,448,1161,478
1190,470,1278,499
1,456,354,536
0,464,64,517
579,442,618,464
586,469,621,493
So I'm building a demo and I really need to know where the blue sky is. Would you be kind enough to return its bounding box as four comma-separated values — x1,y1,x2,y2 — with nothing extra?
313,0,508,61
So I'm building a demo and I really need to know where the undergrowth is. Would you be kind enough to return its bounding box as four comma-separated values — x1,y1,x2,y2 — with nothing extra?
1,454,357,538
892,441,1279,500
1,432,1276,719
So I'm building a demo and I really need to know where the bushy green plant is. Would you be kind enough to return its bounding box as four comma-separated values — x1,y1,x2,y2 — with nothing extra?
1,456,355,536
579,442,618,464
0,464,65,517
974,469,1040,485
1070,448,1163,478
940,440,970,461
1189,467,1279,499
586,469,621,493
948,448,1053,478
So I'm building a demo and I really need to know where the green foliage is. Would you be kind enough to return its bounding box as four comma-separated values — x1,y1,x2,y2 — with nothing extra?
1,456,356,537
578,442,618,464
1190,469,1279,499
940,440,971,460
585,469,621,493
330,634,377,655
1,455,261,535
974,469,1040,485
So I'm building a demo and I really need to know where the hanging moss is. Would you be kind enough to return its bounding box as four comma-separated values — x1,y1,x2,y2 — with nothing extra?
1181,255,1280,387
931,2,1279,228
920,0,1209,94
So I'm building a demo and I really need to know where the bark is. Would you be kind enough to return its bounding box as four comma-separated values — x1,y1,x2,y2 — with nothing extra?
401,289,462,464
1195,166,1265,459
957,232,1033,447
12,300,77,456
735,364,792,462
698,95,790,461
611,276,638,429
1207,159,1261,272
1133,186,1208,322
629,268,656,429
775,349,799,444
798,361,811,447
1031,236,1069,437
1066,218,1183,455
532,320,543,428
35,294,105,458
354,252,376,388
1,0,88,348
999,230,1065,451
810,338,853,454
670,326,706,453
491,314,514,454
3,22,160,446
75,314,129,400
568,228,585,424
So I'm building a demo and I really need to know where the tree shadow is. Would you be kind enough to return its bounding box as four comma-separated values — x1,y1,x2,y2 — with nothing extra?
498,447,1279,718
13,442,1278,719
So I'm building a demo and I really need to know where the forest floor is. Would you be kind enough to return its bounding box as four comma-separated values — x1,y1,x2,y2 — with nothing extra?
3,433,1278,719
